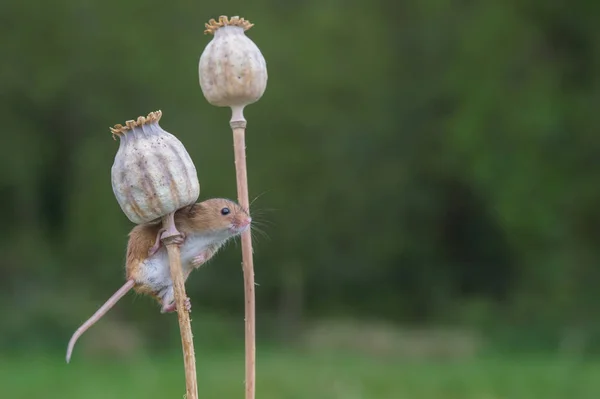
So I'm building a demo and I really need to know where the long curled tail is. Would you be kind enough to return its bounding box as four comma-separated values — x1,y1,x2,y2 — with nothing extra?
66,279,135,363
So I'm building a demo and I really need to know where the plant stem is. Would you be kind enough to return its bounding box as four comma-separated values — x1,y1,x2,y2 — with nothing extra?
230,105,256,399
162,212,198,399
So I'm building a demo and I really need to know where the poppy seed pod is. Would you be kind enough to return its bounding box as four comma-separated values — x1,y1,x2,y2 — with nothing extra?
110,111,200,224
199,16,268,109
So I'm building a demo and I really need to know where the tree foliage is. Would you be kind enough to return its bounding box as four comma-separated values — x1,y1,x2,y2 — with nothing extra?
2,0,599,348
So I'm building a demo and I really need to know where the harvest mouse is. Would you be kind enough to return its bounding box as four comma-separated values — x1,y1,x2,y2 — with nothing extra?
66,198,251,363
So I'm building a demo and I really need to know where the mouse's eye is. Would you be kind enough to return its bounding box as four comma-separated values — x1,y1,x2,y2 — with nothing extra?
221,207,230,215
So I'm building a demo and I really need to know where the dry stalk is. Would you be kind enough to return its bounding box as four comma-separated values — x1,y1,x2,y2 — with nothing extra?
162,212,198,399
230,116,256,399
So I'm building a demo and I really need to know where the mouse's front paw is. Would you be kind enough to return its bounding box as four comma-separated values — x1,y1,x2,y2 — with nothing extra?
159,230,186,246
191,253,207,267
169,232,186,246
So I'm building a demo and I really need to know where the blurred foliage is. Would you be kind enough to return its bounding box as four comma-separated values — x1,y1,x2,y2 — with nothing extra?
1,0,600,352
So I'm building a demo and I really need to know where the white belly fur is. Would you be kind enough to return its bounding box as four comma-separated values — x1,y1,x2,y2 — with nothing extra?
137,233,219,294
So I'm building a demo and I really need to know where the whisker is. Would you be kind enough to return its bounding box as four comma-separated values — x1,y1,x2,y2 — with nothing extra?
249,207,279,215
252,223,270,236
251,226,271,242
249,189,275,209
249,214,277,224
247,207,276,229
252,220,276,229
250,228,260,241
250,230,259,244
251,217,274,224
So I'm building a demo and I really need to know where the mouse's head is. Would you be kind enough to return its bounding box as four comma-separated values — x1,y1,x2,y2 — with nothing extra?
184,198,251,238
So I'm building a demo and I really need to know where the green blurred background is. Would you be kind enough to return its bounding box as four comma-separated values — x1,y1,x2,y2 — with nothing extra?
2,0,600,398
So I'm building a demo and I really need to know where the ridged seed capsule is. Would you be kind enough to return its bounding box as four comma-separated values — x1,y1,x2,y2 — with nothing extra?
110,111,200,224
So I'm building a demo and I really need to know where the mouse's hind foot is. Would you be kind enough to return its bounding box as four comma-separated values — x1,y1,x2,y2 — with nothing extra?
160,297,192,314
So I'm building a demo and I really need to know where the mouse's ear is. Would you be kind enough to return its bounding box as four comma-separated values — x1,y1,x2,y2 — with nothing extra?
188,201,208,216
187,203,201,216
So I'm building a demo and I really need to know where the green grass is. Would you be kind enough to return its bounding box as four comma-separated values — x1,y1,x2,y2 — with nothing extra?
2,349,600,398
